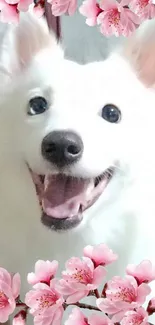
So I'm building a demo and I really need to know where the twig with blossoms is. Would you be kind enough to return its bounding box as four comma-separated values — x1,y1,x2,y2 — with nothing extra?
47,0,155,37
1,243,155,325
1,0,155,37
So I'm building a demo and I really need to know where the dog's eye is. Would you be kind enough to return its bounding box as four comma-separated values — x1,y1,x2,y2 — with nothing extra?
28,97,48,116
101,104,121,123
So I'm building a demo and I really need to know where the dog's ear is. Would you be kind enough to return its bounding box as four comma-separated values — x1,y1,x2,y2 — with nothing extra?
122,20,155,87
15,13,63,70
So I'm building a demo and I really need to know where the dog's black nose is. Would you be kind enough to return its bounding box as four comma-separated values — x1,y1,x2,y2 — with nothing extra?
41,130,83,167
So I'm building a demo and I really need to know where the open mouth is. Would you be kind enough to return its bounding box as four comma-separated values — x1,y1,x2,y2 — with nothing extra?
30,168,115,231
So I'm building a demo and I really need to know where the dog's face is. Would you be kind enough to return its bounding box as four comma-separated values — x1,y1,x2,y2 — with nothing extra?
2,16,155,231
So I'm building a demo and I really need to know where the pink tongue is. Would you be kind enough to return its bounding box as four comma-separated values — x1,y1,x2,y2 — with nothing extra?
42,174,94,219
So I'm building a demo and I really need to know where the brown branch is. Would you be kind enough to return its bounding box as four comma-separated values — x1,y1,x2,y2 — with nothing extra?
16,300,154,325
65,302,100,311
94,289,100,298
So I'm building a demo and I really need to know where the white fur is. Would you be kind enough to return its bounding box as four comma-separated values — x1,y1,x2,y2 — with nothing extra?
0,14,155,322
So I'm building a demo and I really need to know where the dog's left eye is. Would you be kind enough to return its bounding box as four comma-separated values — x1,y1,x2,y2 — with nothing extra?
101,104,121,123
28,97,48,116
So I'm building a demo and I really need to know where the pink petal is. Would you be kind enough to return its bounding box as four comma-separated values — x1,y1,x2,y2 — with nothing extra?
68,0,77,15
33,282,50,290
66,289,89,303
100,0,118,11
137,283,151,304
0,268,11,287
49,0,77,16
0,280,13,300
33,4,45,17
120,0,130,6
28,260,58,285
56,280,75,295
126,260,155,284
125,8,141,24
12,273,21,299
50,307,63,325
97,298,120,314
27,273,36,285
79,0,100,24
13,310,27,325
120,307,148,325
18,0,33,11
89,314,113,325
83,257,94,272
149,297,155,309
111,310,127,323
34,314,54,325
86,17,97,25
0,0,6,9
93,266,106,286
65,308,88,325
0,307,14,323
0,4,19,23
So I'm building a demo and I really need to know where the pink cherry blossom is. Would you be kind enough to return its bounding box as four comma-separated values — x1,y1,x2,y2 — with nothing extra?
79,0,102,26
33,0,45,18
0,268,21,323
65,307,114,325
27,260,58,285
83,243,118,267
97,275,151,322
65,308,88,325
97,0,140,37
25,279,64,325
0,0,33,23
126,260,155,285
120,307,149,325
48,0,77,16
0,2,19,23
57,257,106,303
129,0,155,20
147,297,155,315
89,313,114,325
13,310,27,325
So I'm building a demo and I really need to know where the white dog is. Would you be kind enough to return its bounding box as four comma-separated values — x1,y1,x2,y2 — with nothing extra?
0,13,155,322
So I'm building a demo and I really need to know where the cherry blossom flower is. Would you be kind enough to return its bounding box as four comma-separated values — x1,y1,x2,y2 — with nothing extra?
129,0,155,20
13,310,27,325
97,275,151,322
83,243,118,267
120,307,149,325
89,313,114,325
126,260,155,285
65,308,88,325
57,257,106,303
65,307,114,325
147,297,155,315
79,0,102,26
0,2,19,23
0,268,21,323
97,0,140,37
48,0,77,16
25,279,64,325
0,0,33,23
27,260,58,286
33,0,45,18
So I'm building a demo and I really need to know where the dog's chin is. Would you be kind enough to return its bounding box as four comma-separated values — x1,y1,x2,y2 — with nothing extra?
29,167,115,232
41,213,83,231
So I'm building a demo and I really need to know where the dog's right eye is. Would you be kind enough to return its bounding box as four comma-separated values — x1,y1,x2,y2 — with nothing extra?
28,97,48,116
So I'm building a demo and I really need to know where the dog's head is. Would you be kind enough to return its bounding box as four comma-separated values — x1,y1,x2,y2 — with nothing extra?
1,15,155,231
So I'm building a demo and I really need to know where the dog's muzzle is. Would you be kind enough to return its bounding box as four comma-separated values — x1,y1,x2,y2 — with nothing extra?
29,130,115,231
